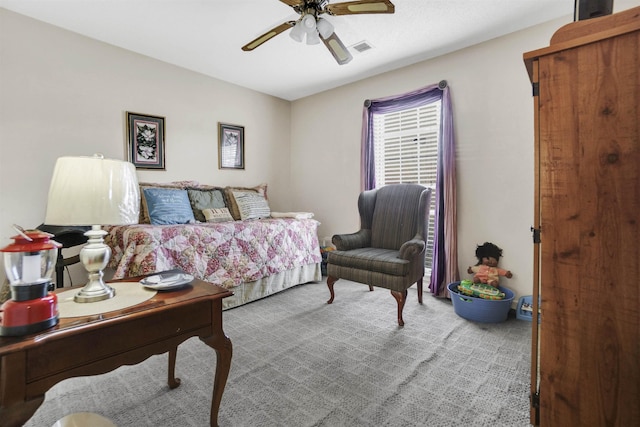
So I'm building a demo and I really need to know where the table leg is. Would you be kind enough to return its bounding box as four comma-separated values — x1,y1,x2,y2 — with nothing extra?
1,351,48,427
0,397,45,427
200,333,232,427
200,301,233,427
167,347,181,389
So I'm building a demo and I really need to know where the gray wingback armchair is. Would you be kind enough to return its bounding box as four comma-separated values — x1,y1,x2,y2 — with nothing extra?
326,183,432,326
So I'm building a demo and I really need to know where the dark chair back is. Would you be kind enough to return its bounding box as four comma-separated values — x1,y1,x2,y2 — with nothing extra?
369,184,430,250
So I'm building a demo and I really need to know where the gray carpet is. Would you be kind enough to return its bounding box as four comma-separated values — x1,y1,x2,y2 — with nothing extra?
25,279,532,427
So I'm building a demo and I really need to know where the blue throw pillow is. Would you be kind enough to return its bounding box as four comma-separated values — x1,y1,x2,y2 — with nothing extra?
143,188,195,225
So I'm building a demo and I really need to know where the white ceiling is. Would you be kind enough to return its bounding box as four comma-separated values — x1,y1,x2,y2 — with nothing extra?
1,0,638,100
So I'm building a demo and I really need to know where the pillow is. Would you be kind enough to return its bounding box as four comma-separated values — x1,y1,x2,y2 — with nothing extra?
187,188,226,222
138,181,200,224
202,208,234,223
143,188,196,225
232,190,271,220
224,183,268,220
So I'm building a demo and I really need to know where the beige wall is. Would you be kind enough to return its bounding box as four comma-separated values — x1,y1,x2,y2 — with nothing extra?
1,6,567,301
291,19,566,300
0,9,291,282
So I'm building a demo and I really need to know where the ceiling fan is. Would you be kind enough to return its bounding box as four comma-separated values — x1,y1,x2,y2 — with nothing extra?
241,0,395,65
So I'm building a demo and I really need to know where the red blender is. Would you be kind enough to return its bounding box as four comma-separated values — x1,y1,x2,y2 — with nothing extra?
0,225,61,336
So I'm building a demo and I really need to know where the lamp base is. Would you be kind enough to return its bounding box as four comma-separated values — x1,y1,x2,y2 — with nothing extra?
74,225,116,303
73,282,116,303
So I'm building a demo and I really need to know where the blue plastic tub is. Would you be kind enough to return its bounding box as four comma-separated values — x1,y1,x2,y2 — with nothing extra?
448,281,515,323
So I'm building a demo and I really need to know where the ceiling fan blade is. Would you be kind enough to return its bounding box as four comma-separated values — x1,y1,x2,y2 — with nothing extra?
242,22,295,51
321,31,353,65
326,0,394,15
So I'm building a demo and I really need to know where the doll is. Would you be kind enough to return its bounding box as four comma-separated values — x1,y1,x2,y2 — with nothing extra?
467,242,513,287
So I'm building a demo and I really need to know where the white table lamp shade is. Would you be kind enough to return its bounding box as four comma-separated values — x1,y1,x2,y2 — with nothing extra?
45,155,140,226
44,155,140,303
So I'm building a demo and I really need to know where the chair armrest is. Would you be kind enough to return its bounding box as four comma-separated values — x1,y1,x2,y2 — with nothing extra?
398,238,425,260
332,229,371,251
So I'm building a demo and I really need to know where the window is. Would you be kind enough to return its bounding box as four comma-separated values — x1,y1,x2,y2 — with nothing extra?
362,81,457,296
372,100,441,271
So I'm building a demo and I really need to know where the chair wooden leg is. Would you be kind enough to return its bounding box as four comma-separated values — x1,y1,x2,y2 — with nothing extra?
417,278,423,304
391,289,408,326
327,276,338,304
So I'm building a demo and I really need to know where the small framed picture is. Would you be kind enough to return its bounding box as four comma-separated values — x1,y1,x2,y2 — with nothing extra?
126,112,166,170
218,123,244,170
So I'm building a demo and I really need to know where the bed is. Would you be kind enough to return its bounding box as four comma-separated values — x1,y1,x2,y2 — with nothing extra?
104,180,322,309
105,218,322,309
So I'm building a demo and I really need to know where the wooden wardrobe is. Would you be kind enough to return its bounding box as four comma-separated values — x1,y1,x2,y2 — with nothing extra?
523,7,639,426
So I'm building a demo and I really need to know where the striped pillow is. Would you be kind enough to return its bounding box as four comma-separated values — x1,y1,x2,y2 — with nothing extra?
232,191,270,220
202,208,234,223
224,184,267,220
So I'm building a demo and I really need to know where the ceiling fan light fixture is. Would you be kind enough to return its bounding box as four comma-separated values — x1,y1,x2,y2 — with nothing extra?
301,14,316,32
316,18,334,39
306,30,320,45
289,20,305,42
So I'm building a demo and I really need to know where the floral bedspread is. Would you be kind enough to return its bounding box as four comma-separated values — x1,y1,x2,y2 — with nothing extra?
105,218,322,289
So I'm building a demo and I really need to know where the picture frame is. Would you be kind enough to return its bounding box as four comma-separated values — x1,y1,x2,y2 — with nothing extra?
126,112,166,170
218,122,244,170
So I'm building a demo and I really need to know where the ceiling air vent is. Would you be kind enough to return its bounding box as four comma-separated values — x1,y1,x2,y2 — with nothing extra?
351,41,373,54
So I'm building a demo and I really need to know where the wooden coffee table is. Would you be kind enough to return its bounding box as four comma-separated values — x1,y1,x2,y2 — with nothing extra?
0,272,233,427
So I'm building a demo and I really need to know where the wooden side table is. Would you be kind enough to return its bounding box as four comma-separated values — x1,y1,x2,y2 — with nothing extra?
0,272,233,427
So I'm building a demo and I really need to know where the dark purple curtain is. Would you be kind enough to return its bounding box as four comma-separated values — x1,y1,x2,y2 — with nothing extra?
429,85,459,296
361,81,459,296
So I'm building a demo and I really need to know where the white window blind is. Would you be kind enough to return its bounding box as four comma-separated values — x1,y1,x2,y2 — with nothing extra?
372,101,441,271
